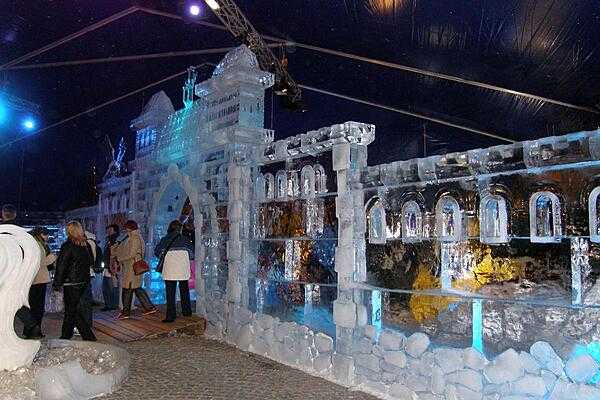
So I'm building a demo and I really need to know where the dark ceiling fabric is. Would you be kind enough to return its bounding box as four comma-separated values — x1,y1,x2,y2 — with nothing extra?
1,0,599,210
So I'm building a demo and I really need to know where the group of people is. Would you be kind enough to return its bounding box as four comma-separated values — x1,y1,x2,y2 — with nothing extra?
2,203,196,342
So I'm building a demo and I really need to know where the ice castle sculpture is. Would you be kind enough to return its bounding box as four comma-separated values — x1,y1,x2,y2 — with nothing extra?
87,45,600,399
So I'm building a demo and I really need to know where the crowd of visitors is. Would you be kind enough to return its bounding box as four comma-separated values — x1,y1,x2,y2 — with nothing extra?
1,203,195,342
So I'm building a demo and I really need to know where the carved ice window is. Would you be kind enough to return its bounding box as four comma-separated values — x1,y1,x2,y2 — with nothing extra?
264,173,274,200
217,165,228,201
529,191,562,243
276,170,287,199
368,200,387,244
300,165,316,198
401,201,422,243
435,196,462,242
314,164,327,193
255,174,266,202
479,194,509,244
288,171,300,197
589,187,600,243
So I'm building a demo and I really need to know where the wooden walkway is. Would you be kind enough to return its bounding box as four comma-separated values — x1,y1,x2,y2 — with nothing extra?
93,307,206,343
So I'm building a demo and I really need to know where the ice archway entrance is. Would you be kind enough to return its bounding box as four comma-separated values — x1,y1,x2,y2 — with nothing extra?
146,164,218,309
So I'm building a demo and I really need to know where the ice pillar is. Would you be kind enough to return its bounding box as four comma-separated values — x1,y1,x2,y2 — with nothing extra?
332,142,368,385
227,164,251,308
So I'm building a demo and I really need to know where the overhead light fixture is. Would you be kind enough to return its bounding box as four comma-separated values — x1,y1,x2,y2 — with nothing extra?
22,117,36,131
189,4,201,16
205,0,220,10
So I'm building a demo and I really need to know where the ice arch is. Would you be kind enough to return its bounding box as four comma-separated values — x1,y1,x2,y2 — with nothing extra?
300,165,316,199
435,196,462,242
0,225,42,370
276,170,287,199
401,200,423,243
589,187,600,243
264,173,274,200
529,191,562,243
255,173,266,202
147,164,218,309
314,164,327,193
367,198,387,244
479,193,509,244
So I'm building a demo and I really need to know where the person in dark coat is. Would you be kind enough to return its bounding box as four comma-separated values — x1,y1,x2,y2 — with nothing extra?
101,224,120,311
53,221,97,341
154,220,194,323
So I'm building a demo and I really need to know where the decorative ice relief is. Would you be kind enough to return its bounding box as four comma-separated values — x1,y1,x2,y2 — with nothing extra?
264,173,274,200
529,191,562,243
479,193,509,244
435,196,463,242
401,200,423,243
276,171,287,199
368,199,387,244
0,225,42,371
589,187,600,243
288,171,300,197
300,165,316,199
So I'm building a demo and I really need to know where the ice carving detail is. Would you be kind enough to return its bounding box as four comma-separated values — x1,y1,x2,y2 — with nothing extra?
0,225,42,371
479,193,509,244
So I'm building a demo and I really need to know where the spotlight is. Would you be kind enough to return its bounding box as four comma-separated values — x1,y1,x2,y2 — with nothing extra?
22,117,36,131
204,0,220,10
189,4,201,16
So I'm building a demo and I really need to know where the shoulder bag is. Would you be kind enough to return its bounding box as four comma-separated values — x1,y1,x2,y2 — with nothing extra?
133,251,150,275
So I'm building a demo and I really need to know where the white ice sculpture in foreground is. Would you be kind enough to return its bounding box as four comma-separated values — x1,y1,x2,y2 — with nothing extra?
0,224,41,371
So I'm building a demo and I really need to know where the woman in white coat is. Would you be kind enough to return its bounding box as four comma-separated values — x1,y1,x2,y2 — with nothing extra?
154,220,194,323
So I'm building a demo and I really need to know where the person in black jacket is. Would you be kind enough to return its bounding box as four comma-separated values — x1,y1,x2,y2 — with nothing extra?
53,221,97,341
154,220,194,323
101,224,120,311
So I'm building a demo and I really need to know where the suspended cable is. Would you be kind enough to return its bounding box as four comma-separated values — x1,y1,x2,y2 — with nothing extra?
135,7,599,115
299,84,515,143
3,44,282,70
0,63,213,150
0,6,139,70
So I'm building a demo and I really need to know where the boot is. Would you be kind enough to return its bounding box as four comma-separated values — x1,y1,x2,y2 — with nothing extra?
135,289,157,314
117,289,133,319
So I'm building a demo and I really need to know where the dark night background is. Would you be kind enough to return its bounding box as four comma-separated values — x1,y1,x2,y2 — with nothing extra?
1,0,599,211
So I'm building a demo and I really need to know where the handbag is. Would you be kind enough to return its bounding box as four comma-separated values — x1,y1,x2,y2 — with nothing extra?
133,253,150,275
156,234,181,274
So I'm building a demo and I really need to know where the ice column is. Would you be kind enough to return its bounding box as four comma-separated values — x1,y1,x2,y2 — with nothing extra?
332,142,368,385
227,164,251,308
571,238,591,305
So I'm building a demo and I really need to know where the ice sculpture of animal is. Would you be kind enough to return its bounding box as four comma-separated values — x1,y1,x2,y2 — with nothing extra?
0,224,41,370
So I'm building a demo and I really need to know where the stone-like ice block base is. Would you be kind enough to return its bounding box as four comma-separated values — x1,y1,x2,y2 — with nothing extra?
37,340,130,400
0,339,130,400
205,303,600,400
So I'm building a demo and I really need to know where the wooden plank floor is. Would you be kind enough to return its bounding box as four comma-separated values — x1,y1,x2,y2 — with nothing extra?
93,306,206,343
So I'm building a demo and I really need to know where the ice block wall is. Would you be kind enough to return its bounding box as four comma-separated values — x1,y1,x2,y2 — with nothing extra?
205,127,600,400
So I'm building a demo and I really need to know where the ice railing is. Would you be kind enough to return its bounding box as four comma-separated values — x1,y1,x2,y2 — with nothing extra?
361,128,600,187
261,121,375,163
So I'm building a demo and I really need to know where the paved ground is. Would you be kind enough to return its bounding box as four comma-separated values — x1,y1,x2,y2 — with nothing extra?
16,311,376,400
104,336,377,400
